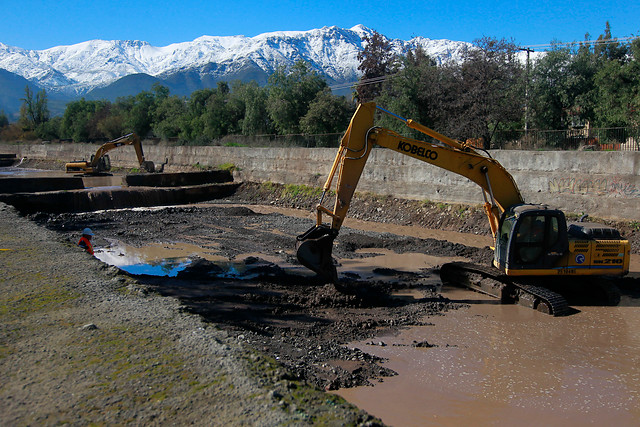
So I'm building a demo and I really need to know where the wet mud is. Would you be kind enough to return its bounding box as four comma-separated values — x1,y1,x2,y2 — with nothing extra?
31,201,640,394
8,165,640,422
31,204,488,390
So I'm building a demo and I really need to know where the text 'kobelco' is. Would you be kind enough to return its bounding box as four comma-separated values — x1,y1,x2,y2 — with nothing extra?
397,141,438,161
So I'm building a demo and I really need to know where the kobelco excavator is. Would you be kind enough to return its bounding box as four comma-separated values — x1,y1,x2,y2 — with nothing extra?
65,133,163,174
296,102,630,316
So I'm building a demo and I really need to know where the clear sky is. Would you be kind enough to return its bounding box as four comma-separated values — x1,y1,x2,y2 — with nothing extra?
2,0,638,50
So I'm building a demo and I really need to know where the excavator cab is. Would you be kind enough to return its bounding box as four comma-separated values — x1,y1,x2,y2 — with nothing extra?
90,154,111,173
494,204,569,272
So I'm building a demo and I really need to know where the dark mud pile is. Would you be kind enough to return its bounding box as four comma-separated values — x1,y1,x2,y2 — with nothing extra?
31,204,490,390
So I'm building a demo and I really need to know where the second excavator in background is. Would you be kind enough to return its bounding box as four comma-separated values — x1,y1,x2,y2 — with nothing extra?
296,102,630,316
65,133,165,174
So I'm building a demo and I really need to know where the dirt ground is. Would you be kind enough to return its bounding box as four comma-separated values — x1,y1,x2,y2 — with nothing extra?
23,181,640,387
30,200,485,392
2,201,391,425
3,163,639,424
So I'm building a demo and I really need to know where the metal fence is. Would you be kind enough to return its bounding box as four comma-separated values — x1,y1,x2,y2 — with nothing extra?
213,133,344,148
171,127,640,151
494,127,640,151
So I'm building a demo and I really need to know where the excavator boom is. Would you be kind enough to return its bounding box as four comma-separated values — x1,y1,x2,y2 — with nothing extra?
296,103,629,316
297,102,523,281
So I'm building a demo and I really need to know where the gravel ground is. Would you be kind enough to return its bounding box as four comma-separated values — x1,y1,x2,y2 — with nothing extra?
0,202,380,425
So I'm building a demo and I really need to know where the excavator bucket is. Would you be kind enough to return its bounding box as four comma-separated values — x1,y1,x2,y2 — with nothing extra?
296,225,338,283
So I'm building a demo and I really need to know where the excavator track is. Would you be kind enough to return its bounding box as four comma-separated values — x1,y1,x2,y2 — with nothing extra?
440,262,571,316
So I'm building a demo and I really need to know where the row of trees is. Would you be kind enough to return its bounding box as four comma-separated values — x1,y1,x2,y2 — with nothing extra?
360,22,639,148
1,22,637,149
0,61,355,145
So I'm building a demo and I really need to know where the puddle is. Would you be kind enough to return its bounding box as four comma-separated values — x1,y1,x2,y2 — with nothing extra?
336,287,640,426
340,248,464,281
95,239,295,278
0,166,43,176
94,240,208,277
118,258,191,276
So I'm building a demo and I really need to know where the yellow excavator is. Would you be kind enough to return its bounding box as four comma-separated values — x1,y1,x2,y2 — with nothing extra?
296,102,630,315
65,133,162,174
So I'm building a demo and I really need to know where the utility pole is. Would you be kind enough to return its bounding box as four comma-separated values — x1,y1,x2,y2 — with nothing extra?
519,47,534,138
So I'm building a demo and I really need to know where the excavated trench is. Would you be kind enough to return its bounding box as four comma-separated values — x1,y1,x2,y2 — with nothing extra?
3,165,640,422
30,204,479,390
0,169,239,213
0,167,476,389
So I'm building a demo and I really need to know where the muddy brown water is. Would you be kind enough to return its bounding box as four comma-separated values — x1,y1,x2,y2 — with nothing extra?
86,204,640,426
332,249,640,425
336,287,640,426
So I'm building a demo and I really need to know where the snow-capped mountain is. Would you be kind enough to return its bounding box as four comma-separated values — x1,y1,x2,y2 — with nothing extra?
0,25,471,97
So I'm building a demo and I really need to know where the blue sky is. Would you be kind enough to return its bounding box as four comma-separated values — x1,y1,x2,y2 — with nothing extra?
2,0,638,50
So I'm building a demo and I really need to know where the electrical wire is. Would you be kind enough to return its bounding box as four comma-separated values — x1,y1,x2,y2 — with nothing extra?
329,36,639,91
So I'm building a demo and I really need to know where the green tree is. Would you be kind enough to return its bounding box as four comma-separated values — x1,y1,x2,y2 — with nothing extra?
300,89,355,145
377,46,454,136
231,81,271,135
594,21,628,61
530,46,574,130
201,82,244,139
60,99,109,141
594,38,640,127
267,61,327,135
356,30,396,102
20,86,50,132
0,111,8,129
36,116,62,140
181,88,215,141
97,114,127,140
531,23,633,132
124,91,156,137
451,37,524,147
564,39,600,127
153,95,187,139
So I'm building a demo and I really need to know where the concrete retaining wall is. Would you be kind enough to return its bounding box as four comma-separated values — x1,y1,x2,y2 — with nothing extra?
2,142,639,221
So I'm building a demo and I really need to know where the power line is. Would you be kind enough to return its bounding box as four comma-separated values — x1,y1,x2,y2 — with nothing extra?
329,75,393,91
329,36,639,91
524,35,639,50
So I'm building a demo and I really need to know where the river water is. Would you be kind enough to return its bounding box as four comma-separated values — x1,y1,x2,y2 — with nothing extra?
292,204,640,426
337,275,640,426
89,203,640,425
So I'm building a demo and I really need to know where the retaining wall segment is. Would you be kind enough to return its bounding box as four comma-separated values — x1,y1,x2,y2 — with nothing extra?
0,183,240,214
2,143,638,221
0,176,85,193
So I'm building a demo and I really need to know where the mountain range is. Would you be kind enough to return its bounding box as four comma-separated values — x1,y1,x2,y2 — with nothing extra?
0,25,472,119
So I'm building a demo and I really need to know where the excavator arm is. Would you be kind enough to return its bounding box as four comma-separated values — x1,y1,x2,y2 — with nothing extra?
66,133,157,174
297,102,524,281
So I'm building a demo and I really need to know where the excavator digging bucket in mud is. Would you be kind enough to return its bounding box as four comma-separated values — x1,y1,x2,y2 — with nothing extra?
296,225,338,283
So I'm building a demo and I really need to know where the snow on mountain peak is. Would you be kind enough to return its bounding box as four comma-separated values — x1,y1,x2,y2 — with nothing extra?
0,25,470,96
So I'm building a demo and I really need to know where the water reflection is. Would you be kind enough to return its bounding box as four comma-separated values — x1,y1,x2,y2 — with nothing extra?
120,259,191,276
0,165,41,176
337,287,640,426
94,240,204,277
94,239,293,279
